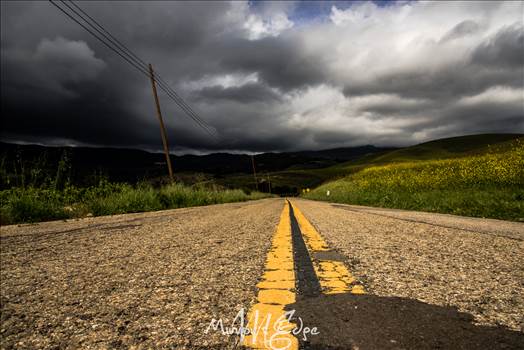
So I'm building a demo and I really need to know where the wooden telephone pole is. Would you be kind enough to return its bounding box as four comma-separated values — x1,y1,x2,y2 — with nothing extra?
251,155,258,191
149,63,174,182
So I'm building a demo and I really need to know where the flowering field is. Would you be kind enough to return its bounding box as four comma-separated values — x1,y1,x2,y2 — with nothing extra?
305,139,524,221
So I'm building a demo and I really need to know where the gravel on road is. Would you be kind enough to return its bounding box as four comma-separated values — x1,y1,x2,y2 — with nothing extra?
293,199,524,332
2,198,523,350
1,199,285,349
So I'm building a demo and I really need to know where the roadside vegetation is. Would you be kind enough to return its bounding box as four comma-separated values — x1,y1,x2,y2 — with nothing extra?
304,138,524,221
0,153,271,225
0,181,270,225
2,134,523,224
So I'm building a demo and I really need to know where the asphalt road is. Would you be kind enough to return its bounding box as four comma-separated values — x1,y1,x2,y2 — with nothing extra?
1,198,523,349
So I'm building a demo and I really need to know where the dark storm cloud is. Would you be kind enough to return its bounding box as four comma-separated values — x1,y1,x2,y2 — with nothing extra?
0,0,321,152
1,56,153,149
343,24,524,101
2,37,106,98
0,1,235,151
358,97,432,117
195,82,282,103
439,20,482,43
312,130,359,145
1,1,523,153
445,95,524,131
343,63,521,101
471,24,524,68
218,35,327,91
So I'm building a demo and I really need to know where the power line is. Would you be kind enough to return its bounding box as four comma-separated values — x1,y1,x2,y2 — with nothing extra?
49,0,217,138
67,0,148,68
49,1,149,77
63,1,216,136
153,77,217,136
57,0,216,138
69,0,216,137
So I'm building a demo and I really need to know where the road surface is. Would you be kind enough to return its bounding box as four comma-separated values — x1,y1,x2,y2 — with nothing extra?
1,198,523,349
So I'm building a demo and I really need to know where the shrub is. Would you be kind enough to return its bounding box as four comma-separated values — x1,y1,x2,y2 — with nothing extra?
0,187,71,223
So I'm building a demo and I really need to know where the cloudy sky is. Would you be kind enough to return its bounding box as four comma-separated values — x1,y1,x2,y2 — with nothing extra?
1,1,523,153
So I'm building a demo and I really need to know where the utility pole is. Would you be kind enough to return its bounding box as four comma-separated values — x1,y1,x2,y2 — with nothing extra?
251,155,258,191
267,173,271,194
149,63,174,183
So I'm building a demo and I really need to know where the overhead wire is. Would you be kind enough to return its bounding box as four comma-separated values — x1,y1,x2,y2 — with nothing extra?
49,0,217,138
61,0,217,138
65,0,216,136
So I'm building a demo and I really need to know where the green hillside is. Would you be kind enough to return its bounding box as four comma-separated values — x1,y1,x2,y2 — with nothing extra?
364,133,521,163
303,135,524,221
222,134,523,194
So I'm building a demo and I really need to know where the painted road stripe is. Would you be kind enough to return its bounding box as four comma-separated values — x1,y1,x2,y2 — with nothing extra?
289,203,322,297
243,203,299,350
243,201,365,349
290,201,366,295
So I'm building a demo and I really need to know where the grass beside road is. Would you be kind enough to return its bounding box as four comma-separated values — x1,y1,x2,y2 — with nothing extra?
304,140,524,221
0,181,271,225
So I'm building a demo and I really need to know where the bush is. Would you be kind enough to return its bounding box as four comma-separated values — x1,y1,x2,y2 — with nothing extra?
0,187,72,223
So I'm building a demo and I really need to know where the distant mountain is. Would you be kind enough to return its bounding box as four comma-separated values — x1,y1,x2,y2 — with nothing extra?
0,142,392,186
293,145,397,161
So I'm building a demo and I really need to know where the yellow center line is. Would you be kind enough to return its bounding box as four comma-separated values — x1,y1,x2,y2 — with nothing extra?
243,203,299,350
243,200,365,349
290,201,366,295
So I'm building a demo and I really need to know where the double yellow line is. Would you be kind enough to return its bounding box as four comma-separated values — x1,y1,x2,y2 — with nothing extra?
242,200,365,350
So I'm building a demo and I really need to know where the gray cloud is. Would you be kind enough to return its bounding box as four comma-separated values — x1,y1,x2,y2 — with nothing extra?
195,82,282,103
343,24,524,101
440,20,483,43
343,63,521,101
218,35,328,91
471,24,524,67
21,37,106,97
1,1,523,153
